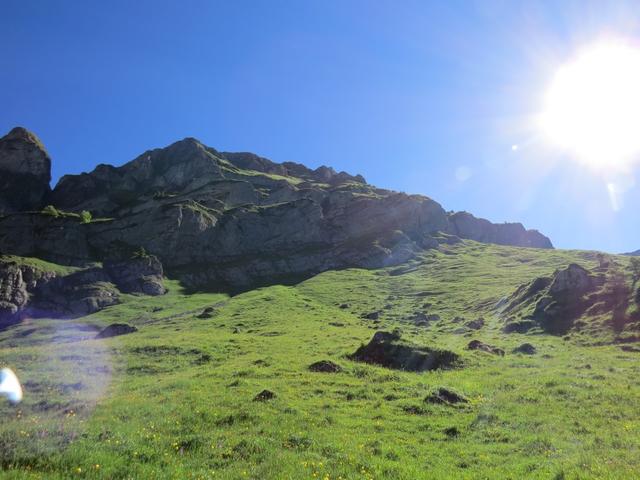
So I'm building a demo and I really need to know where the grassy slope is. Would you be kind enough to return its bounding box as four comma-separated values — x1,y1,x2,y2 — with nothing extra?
0,242,639,479
0,256,79,276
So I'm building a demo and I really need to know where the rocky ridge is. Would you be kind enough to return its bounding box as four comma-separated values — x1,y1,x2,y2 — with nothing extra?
0,127,553,293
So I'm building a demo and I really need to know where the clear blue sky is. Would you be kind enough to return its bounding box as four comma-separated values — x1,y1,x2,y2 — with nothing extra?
2,0,639,253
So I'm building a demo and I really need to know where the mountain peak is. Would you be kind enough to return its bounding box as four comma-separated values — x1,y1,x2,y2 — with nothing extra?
0,127,52,214
5,126,46,147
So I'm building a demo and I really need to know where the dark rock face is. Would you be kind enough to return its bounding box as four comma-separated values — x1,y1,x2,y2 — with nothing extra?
95,323,138,339
467,340,505,356
0,260,56,324
0,215,93,266
447,211,553,249
104,255,165,295
350,331,460,372
0,254,166,324
33,268,120,318
0,263,30,320
0,127,52,215
0,127,553,293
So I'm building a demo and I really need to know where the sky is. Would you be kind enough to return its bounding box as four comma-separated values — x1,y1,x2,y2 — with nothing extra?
2,0,640,253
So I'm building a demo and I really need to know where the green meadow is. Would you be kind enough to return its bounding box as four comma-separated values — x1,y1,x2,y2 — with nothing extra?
1,241,639,479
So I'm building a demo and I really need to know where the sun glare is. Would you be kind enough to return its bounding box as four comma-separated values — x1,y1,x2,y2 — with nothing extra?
541,41,640,169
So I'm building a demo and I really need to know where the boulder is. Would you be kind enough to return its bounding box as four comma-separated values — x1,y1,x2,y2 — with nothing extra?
253,389,276,402
350,331,460,372
104,255,165,295
308,360,342,373
95,323,138,339
512,343,537,354
425,387,468,405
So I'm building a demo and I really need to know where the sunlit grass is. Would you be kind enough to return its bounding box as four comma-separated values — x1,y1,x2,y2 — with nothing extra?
0,241,639,479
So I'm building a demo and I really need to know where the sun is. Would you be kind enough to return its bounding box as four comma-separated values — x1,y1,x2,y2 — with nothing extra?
540,41,640,170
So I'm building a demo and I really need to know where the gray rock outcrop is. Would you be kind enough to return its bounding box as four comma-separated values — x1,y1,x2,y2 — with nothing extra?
0,255,166,324
0,127,553,293
503,263,605,334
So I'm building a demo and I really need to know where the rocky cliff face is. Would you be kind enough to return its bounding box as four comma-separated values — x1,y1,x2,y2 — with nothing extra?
0,127,52,215
448,211,552,249
0,261,51,321
0,255,165,325
0,127,553,292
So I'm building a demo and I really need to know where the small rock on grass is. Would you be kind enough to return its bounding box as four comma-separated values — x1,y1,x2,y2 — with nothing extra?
425,387,468,405
467,339,504,356
513,343,537,354
95,323,138,339
253,389,276,402
465,317,484,330
308,360,342,373
443,426,460,437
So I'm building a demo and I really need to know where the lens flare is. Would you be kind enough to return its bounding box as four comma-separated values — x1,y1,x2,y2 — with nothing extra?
0,368,23,404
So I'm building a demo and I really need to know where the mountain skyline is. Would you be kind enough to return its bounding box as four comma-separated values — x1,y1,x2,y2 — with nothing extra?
3,1,640,252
